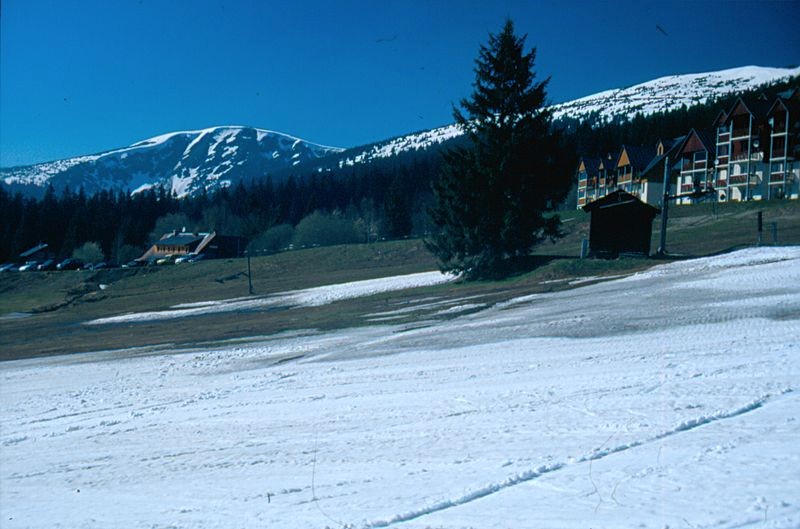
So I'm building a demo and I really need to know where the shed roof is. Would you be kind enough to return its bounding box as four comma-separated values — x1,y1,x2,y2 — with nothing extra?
582,189,660,214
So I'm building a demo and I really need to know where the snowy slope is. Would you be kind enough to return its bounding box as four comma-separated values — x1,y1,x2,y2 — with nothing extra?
329,65,800,168
2,246,798,528
549,65,800,122
0,126,343,198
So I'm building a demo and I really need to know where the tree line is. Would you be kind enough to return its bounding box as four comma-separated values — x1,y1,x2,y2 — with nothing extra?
0,157,436,263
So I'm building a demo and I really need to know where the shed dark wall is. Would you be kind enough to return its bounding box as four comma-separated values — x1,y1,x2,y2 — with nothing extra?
589,205,655,257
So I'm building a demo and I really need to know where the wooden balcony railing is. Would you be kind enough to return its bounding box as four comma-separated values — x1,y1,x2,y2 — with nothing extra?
770,173,786,182
729,174,747,184
771,149,786,159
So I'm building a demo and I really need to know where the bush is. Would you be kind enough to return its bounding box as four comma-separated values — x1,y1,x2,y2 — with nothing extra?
148,213,197,243
247,224,294,254
115,244,143,264
292,212,361,248
72,242,105,263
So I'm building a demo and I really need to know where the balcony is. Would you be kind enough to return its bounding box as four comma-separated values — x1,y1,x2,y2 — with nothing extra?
729,174,747,184
716,179,727,187
770,173,786,182
731,128,751,139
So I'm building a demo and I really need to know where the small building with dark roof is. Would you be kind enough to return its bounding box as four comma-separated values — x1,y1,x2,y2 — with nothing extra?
582,190,660,258
139,230,247,262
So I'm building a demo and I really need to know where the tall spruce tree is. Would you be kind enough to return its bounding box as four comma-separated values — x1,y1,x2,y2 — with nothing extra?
427,20,570,279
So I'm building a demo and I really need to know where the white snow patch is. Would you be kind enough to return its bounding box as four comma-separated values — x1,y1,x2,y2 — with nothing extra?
85,271,455,325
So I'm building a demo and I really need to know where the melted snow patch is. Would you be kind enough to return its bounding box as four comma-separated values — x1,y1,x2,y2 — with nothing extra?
85,271,454,325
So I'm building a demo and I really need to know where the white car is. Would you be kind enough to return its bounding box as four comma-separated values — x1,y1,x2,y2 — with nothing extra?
18,261,39,272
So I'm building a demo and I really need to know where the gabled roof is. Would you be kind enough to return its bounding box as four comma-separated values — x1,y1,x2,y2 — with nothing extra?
674,128,716,157
20,243,49,258
641,135,686,181
725,96,770,122
157,233,206,247
713,109,728,127
656,137,679,153
578,155,601,176
619,144,657,172
767,91,800,117
598,151,619,171
582,189,660,214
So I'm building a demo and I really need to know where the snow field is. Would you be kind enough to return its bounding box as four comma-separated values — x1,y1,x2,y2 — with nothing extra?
2,247,799,528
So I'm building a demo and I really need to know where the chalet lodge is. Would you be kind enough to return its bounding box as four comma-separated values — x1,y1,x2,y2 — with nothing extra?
576,89,800,209
138,230,247,262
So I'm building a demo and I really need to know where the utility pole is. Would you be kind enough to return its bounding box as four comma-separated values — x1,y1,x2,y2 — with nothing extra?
657,154,672,256
657,153,716,256
246,251,254,295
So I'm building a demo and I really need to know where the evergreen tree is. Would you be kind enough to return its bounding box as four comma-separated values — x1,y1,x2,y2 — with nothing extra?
427,20,571,278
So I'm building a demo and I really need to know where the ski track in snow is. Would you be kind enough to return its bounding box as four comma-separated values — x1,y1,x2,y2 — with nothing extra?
364,391,787,528
2,247,800,529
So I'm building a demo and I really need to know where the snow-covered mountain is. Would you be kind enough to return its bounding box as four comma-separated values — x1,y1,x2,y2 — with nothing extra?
2,65,798,197
328,65,800,168
1,126,343,198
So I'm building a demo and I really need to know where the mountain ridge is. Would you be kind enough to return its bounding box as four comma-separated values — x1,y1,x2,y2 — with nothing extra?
3,64,798,198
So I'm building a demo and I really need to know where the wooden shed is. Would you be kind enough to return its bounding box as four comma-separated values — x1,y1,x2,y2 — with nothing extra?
582,190,660,258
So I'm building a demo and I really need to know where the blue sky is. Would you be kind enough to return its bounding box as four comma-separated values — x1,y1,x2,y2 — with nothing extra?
1,0,798,167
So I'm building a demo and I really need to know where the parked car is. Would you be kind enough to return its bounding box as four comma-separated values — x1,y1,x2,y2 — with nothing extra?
0,263,16,272
18,261,39,272
57,258,83,271
174,253,198,264
122,259,146,268
91,262,109,270
187,253,206,263
37,259,57,271
156,254,178,265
